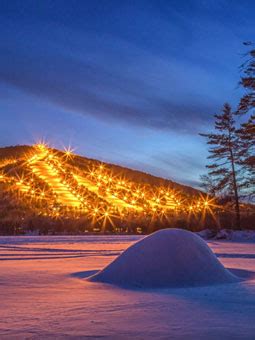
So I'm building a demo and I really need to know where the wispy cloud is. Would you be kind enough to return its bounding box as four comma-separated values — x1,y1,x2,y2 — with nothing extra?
0,10,238,134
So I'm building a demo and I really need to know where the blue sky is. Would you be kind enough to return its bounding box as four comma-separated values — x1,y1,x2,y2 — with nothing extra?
0,0,254,187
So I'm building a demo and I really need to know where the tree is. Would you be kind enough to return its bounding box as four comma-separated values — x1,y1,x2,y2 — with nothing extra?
199,174,217,197
200,103,241,229
238,42,255,115
237,42,255,201
236,114,255,200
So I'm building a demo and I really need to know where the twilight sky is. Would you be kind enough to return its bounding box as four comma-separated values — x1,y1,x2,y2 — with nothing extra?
0,0,254,188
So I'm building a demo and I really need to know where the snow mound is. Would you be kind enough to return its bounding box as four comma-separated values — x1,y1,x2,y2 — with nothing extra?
89,229,238,288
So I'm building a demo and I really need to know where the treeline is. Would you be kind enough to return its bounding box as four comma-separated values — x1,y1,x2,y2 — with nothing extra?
1,206,254,235
201,42,255,229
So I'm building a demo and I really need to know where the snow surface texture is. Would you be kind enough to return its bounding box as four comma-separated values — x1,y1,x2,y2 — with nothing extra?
1,235,255,339
90,229,238,288
197,229,255,241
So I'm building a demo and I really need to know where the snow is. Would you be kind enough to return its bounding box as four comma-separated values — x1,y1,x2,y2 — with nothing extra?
90,229,237,288
0,234,255,338
197,229,255,242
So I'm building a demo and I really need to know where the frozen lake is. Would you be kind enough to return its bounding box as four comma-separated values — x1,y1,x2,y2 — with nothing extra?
0,235,255,339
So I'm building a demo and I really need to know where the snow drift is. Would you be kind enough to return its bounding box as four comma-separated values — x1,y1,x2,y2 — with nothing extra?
197,229,255,242
89,228,238,288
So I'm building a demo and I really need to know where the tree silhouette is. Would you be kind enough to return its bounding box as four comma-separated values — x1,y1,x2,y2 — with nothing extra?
238,42,255,115
237,42,255,201
200,103,241,229
236,114,255,200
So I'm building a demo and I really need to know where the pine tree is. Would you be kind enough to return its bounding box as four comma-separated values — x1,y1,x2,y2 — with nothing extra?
237,42,255,201
238,42,255,115
200,103,241,229
236,114,255,200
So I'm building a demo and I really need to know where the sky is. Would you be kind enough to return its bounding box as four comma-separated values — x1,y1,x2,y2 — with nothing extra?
0,0,254,188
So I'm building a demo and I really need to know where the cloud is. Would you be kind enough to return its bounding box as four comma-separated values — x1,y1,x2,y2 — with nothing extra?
0,14,225,134
1,0,253,133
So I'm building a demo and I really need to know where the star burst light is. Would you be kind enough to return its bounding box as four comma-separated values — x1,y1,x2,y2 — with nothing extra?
0,141,219,227
63,145,75,159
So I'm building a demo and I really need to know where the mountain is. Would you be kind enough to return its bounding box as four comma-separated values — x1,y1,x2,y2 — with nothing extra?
0,143,211,235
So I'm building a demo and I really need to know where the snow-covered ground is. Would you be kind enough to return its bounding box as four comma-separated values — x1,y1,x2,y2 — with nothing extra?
0,234,255,339
197,228,255,242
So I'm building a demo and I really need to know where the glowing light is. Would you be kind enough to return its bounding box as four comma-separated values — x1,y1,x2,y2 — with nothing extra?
63,145,75,159
5,143,218,226
35,140,48,151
